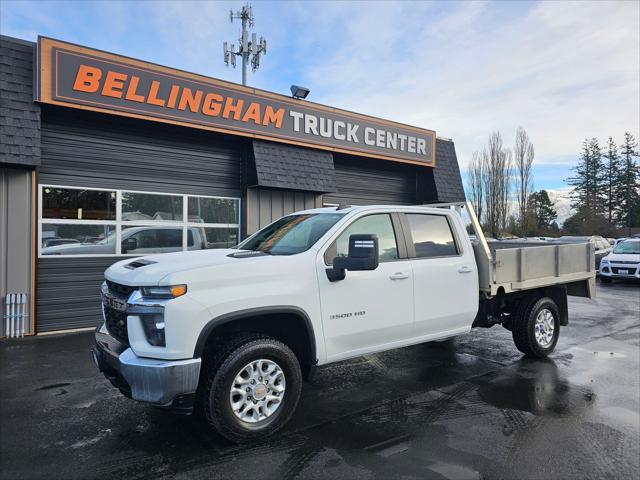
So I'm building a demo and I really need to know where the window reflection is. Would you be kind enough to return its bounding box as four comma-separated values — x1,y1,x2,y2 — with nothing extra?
188,197,238,224
332,214,399,263
39,186,241,257
42,188,116,220
203,228,238,249
122,192,183,222
407,214,458,258
121,226,183,254
41,225,116,255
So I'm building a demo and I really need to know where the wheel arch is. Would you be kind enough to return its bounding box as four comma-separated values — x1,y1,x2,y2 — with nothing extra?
193,306,317,379
509,286,568,326
543,285,568,326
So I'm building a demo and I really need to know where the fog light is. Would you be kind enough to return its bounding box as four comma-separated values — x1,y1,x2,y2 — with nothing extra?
140,313,166,346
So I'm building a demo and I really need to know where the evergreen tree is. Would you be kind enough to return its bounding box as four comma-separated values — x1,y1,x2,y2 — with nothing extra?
603,137,620,225
563,206,611,236
567,140,591,212
529,190,557,231
588,137,606,215
615,132,640,231
567,137,607,231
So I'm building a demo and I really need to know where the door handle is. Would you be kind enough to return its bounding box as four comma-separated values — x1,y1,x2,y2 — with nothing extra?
458,266,473,274
389,272,409,280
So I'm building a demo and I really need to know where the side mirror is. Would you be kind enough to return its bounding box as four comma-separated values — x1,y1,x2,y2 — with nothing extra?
326,234,379,282
122,237,137,254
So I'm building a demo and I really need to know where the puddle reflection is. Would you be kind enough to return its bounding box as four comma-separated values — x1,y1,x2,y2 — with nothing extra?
476,358,596,416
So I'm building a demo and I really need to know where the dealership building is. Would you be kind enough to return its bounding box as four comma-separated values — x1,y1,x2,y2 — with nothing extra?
0,35,465,336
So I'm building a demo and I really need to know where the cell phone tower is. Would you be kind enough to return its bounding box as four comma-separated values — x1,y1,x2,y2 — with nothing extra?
223,4,267,86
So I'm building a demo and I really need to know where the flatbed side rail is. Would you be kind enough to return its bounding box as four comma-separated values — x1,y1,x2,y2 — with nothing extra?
493,242,594,291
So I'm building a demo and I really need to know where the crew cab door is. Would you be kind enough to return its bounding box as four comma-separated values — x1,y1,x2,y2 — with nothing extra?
401,212,478,338
317,213,414,361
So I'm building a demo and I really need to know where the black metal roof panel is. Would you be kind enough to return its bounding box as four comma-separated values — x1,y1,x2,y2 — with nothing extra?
433,138,466,203
252,140,336,193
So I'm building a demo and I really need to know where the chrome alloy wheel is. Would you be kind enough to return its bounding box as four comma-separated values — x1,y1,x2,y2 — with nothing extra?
534,308,555,348
229,359,286,423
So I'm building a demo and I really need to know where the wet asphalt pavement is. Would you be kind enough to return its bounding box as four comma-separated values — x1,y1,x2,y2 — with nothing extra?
1,281,639,480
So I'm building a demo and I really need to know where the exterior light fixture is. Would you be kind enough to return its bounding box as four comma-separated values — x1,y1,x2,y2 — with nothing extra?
290,85,310,99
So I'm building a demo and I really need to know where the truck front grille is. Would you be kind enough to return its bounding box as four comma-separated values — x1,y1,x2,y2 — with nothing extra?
612,266,638,275
104,305,129,345
106,280,135,297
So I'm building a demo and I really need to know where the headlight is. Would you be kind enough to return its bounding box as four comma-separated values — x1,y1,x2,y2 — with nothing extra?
600,257,609,265
140,284,187,299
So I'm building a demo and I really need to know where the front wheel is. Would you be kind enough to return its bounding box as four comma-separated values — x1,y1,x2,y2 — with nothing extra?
512,297,560,358
601,277,612,284
201,335,302,443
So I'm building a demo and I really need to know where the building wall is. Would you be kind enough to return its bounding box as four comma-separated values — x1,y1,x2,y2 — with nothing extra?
325,154,418,206
36,107,244,332
246,188,322,235
0,167,34,336
40,107,243,197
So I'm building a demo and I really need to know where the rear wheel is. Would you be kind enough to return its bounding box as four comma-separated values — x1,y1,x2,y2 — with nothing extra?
512,297,560,358
200,335,302,443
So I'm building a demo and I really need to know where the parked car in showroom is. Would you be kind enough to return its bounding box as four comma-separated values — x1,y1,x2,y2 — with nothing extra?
41,226,211,256
599,238,640,283
42,237,80,248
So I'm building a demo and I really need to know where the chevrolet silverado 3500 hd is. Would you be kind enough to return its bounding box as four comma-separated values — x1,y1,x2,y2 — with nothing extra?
92,203,595,442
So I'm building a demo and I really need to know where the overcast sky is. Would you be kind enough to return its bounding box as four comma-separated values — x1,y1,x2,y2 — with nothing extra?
2,0,638,192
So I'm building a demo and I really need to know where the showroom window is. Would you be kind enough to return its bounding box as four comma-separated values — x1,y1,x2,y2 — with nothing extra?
39,185,240,257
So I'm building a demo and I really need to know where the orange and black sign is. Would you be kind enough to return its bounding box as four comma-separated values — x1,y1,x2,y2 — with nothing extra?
37,37,436,166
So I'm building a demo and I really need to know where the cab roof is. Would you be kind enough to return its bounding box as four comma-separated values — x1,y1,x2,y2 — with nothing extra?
292,205,454,215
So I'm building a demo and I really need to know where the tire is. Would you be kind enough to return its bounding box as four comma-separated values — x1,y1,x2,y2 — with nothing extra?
601,277,612,284
200,334,302,443
512,296,560,358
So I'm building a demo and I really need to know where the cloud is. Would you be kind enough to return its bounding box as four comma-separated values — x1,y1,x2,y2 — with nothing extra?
1,0,638,188
290,1,639,170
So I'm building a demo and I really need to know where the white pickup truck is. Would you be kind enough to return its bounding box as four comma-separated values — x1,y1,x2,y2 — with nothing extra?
92,203,595,442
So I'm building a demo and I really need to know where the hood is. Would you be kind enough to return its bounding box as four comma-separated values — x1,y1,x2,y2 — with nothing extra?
605,252,640,263
41,241,111,255
105,249,273,285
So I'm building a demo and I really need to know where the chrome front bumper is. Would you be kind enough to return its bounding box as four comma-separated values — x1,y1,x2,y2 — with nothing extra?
93,327,201,413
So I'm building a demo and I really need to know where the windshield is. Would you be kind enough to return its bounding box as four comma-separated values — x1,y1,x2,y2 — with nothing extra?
613,240,640,255
238,213,344,255
98,231,116,245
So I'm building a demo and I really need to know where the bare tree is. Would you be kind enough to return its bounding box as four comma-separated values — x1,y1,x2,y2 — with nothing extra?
497,148,513,233
467,151,486,223
483,131,513,237
514,127,534,236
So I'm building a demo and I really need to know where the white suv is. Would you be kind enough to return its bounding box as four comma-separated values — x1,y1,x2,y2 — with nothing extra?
600,238,640,282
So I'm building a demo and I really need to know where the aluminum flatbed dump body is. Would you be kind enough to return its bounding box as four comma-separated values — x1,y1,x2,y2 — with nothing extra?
473,240,596,297
434,202,596,299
